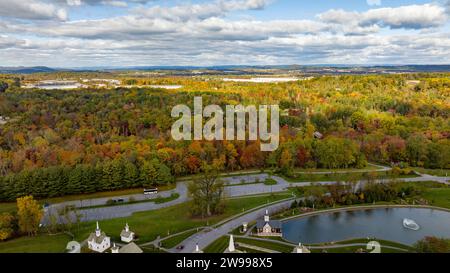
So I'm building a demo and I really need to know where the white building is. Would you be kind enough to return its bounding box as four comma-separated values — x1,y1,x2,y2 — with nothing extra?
87,222,111,253
111,243,120,254
120,223,135,243
293,243,311,253
256,210,282,237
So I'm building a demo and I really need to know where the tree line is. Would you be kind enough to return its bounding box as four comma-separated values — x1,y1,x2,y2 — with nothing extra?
0,157,174,201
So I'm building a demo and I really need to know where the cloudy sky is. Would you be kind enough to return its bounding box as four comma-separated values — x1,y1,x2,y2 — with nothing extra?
0,0,449,67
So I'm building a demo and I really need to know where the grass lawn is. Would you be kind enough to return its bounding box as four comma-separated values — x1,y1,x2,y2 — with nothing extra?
310,239,412,253
236,246,266,253
0,233,72,253
264,178,277,185
413,167,449,177
203,236,229,253
312,238,415,251
284,171,418,183
234,238,293,253
0,193,291,253
141,245,168,253
160,228,201,248
292,165,380,173
423,188,450,209
310,245,408,253
177,169,266,182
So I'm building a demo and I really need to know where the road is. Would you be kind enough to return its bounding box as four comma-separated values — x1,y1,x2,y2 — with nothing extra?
171,199,295,253
41,169,449,225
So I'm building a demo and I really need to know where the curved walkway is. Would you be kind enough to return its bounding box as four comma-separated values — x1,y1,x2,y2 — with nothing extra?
41,169,449,225
172,203,448,253
170,198,295,253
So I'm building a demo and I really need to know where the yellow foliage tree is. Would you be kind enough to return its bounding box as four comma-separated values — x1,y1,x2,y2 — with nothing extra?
0,212,15,241
17,196,43,236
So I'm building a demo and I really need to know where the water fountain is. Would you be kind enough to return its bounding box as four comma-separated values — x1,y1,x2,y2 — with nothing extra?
403,218,420,231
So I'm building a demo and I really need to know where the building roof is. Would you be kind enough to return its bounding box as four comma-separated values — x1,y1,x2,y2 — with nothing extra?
256,219,282,229
120,229,133,238
313,131,323,139
119,242,143,253
87,232,108,244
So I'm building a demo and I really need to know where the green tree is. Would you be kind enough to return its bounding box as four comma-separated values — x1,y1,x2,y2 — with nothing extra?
124,161,140,188
188,165,225,217
157,163,174,185
140,159,159,187
406,134,429,167
315,137,359,169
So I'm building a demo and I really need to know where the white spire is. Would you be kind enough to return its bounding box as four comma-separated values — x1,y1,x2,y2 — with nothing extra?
264,210,270,222
125,223,129,232
95,221,101,237
228,235,235,252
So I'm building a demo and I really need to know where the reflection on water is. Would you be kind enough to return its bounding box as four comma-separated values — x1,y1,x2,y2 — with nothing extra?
282,208,450,245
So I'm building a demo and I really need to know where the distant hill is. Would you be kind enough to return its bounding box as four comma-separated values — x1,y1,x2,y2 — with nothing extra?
0,66,58,74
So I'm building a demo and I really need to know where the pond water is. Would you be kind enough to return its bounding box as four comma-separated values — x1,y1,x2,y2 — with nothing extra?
282,207,450,245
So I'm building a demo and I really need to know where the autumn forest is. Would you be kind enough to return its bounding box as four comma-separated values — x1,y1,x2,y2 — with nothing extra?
0,73,448,202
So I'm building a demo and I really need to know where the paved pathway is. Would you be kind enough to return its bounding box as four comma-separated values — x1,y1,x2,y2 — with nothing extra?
171,199,295,253
41,169,449,225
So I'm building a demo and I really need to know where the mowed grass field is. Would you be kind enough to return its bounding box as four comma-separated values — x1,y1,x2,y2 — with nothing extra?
423,188,450,209
0,193,291,253
284,171,418,183
0,234,72,253
412,168,449,177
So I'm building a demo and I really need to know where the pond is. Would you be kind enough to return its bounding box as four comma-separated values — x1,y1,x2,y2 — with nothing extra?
282,207,450,245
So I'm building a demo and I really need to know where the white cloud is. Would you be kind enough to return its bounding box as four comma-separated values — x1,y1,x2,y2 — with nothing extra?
135,0,271,22
0,1,449,66
61,0,148,6
318,3,448,29
0,0,67,21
